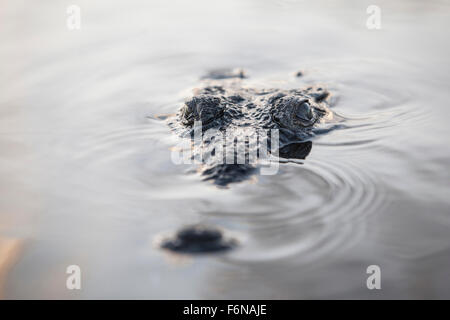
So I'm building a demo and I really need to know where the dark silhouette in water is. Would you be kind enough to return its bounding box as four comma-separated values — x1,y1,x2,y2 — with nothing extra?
201,68,246,80
160,225,237,254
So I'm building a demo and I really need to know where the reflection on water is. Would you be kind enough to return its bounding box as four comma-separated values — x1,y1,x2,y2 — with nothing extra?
1,0,450,298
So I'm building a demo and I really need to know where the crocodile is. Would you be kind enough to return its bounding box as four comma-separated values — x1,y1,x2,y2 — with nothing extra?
167,69,339,186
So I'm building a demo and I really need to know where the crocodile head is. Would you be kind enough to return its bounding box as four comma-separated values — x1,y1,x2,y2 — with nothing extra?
168,72,336,186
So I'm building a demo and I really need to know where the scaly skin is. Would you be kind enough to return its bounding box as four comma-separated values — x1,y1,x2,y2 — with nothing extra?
168,70,337,186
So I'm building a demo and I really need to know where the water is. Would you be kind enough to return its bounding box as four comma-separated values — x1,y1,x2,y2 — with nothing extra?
0,0,450,298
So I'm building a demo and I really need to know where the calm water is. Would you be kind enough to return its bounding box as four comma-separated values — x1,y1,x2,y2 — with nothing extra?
1,0,450,298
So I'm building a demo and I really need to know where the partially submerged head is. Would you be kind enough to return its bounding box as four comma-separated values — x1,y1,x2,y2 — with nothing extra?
172,76,333,186
180,87,330,133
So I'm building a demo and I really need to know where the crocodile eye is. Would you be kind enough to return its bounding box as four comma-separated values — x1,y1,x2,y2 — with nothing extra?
182,95,224,126
295,101,314,121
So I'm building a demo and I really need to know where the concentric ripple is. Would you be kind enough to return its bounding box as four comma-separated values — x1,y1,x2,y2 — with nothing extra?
195,156,386,264
73,121,172,167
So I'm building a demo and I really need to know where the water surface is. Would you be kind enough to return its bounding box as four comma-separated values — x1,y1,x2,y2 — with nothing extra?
1,0,450,298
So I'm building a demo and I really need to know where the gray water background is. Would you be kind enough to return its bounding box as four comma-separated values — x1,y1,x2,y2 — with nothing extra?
0,0,450,298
